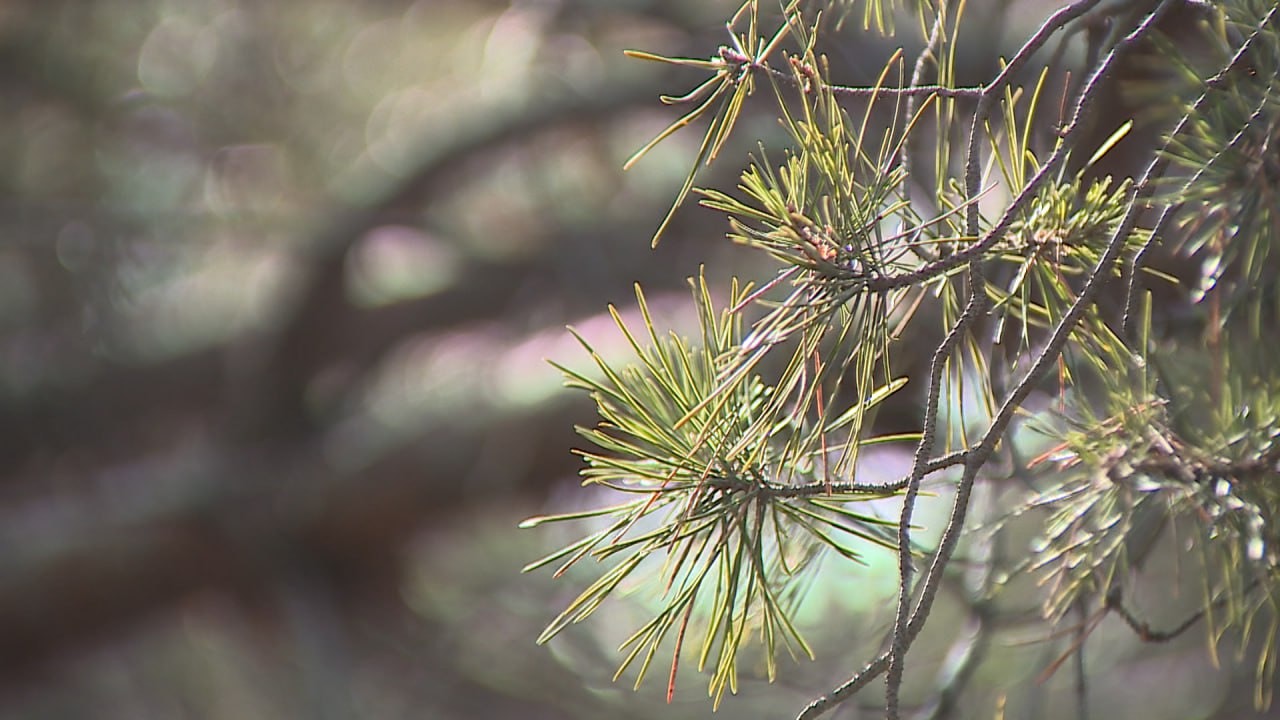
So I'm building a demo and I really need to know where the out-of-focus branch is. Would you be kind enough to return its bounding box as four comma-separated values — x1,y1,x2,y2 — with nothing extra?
0,78,672,470
236,79,671,442
0,64,681,678
0,394,591,679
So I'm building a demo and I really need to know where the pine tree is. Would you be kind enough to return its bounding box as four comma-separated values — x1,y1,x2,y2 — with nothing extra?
524,2,1280,717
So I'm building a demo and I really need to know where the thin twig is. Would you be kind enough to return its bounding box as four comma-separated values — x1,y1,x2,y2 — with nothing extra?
904,0,1178,698
1104,580,1262,643
700,450,968,497
1074,599,1089,720
1122,4,1280,335
798,4,1181,718
889,261,985,720
720,48,983,98
901,3,951,186
887,10,962,715
890,1,1136,716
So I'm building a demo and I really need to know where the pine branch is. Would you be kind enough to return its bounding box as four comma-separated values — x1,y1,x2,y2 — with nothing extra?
530,0,1280,715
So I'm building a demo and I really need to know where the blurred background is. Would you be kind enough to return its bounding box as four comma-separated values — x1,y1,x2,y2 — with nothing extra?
0,1,1269,718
